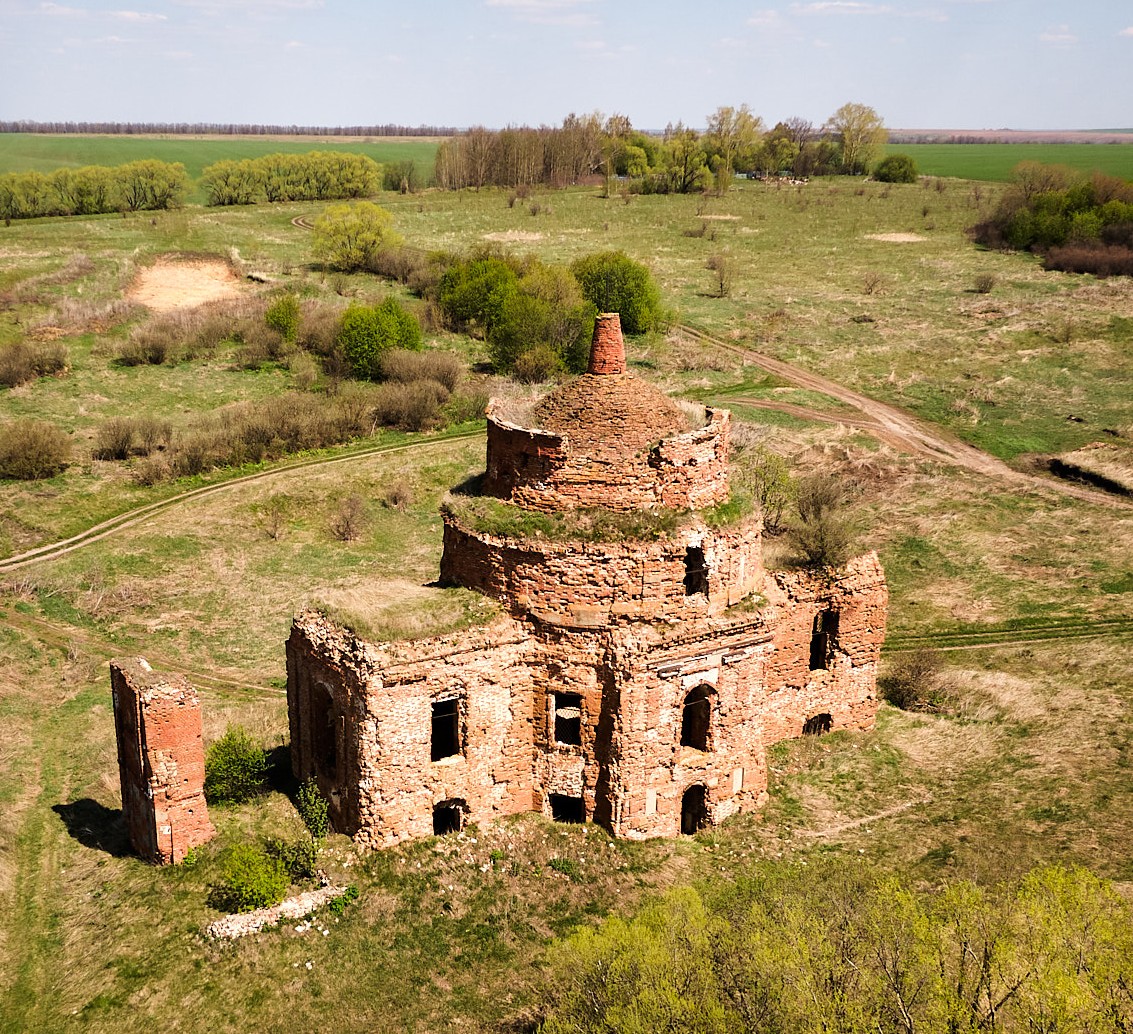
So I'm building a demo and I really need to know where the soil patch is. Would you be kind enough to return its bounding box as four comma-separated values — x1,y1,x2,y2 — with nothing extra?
483,231,545,243
701,214,740,221
127,258,244,313
865,233,927,243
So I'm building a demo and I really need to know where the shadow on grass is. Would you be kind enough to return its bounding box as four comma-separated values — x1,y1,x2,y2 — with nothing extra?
52,799,132,857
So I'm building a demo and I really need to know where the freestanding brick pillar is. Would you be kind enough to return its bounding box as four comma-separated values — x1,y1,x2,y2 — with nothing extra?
110,657,215,864
586,312,627,375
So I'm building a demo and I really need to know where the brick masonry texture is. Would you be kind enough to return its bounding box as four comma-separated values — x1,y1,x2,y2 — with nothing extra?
111,658,215,864
287,314,889,848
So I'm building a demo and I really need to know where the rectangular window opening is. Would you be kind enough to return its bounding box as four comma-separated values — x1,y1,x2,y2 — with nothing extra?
684,546,709,597
809,609,840,671
549,793,586,824
552,692,582,746
431,697,462,761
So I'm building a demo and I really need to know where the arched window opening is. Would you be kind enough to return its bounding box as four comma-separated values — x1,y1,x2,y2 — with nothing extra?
809,609,840,671
680,685,713,751
803,713,833,736
684,547,709,597
681,784,709,835
432,798,468,835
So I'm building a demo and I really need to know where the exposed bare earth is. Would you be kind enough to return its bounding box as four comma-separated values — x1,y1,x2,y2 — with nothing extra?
127,258,244,312
865,232,927,243
484,230,544,242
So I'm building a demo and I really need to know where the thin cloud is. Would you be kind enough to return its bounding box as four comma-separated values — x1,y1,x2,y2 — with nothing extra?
792,2,893,14
110,10,168,21
1120,26,1133,37
1039,24,1077,44
40,2,86,16
747,9,785,27
485,0,600,27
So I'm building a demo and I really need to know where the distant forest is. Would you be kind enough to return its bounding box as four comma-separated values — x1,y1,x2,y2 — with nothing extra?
0,121,456,137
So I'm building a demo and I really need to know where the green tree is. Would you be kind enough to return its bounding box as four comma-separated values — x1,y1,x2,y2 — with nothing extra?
569,251,662,334
874,153,918,183
705,104,763,189
203,727,269,804
826,102,888,175
437,255,520,334
312,201,404,271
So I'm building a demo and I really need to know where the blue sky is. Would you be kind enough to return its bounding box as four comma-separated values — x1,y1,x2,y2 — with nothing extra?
2,0,1131,130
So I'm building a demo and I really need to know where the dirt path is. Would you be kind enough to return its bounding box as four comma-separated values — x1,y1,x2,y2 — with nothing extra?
0,430,483,573
679,324,1126,508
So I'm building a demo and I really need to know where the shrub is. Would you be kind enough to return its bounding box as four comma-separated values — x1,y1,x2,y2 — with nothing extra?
437,256,519,333
0,341,68,387
732,443,795,534
381,479,414,512
204,726,269,805
92,417,136,460
312,201,404,271
973,273,997,294
569,251,662,334
881,648,949,711
330,493,368,541
379,348,463,392
371,380,450,431
873,154,918,183
706,253,734,298
208,844,289,913
264,294,301,343
328,884,359,916
265,832,320,879
513,343,561,383
337,298,421,380
296,777,330,839
1044,243,1133,278
787,474,857,569
0,418,71,479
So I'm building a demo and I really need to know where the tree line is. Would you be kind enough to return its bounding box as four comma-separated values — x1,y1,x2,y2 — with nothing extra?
0,160,187,220
433,103,888,193
0,120,456,137
201,152,382,206
539,860,1133,1034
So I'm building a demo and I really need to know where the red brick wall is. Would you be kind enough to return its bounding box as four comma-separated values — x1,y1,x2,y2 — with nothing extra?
481,405,731,513
439,515,764,625
111,659,215,864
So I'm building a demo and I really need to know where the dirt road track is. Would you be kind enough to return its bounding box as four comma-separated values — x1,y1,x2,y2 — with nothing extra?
679,324,1127,509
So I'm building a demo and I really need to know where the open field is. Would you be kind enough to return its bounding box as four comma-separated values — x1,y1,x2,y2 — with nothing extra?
890,141,1133,181
2,172,1133,1031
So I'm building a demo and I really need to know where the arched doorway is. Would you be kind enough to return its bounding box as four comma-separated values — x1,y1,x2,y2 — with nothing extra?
680,685,713,751
681,784,709,835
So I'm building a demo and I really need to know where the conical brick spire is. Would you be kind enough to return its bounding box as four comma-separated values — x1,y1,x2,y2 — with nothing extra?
587,312,627,375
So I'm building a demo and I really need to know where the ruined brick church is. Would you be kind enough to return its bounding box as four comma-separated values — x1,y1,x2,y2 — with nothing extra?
286,314,887,847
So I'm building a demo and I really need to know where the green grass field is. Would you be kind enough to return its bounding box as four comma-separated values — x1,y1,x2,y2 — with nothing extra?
2,171,1133,1032
0,134,440,202
887,141,1133,180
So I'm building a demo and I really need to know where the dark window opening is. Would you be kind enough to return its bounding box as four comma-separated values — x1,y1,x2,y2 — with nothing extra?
312,684,338,779
809,609,840,670
432,799,467,835
680,685,713,751
803,713,833,737
549,793,586,824
553,692,582,745
681,784,709,835
431,698,462,761
684,546,709,597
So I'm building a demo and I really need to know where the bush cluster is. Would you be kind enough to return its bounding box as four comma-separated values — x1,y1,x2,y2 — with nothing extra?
880,647,950,711
265,832,320,880
570,251,663,335
787,474,857,569
0,341,68,388
872,153,918,183
207,844,289,913
92,415,172,460
201,151,380,206
337,297,421,379
0,160,187,220
203,727,269,805
971,163,1133,277
0,418,71,480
